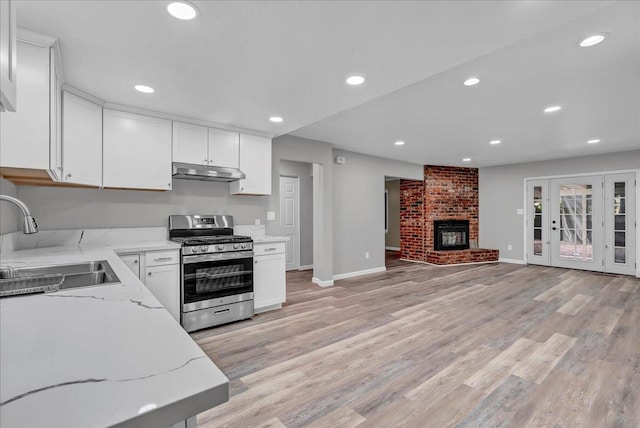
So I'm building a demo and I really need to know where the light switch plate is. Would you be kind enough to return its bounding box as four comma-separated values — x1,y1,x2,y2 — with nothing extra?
267,211,276,221
516,208,524,215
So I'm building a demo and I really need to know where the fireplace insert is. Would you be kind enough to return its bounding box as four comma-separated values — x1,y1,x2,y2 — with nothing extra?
434,220,470,251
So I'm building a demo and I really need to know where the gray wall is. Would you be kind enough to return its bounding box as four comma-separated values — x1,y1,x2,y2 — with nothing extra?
479,149,640,262
279,160,314,267
15,179,268,230
267,135,334,283
0,178,19,234
332,149,423,276
385,180,400,249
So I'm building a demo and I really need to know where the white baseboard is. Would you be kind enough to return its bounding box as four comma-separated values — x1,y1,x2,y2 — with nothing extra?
312,277,334,287
298,265,313,271
333,266,386,281
385,246,400,251
498,258,526,265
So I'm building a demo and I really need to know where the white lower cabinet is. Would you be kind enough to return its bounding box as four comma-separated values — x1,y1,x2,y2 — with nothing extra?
118,249,180,322
253,242,286,313
119,253,140,278
145,264,180,322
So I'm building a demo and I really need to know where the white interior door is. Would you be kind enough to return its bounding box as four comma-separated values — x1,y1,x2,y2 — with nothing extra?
280,176,299,271
604,173,636,275
550,175,603,272
526,179,550,265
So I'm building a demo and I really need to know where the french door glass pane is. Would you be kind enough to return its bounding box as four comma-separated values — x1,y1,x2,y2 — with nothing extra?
614,215,625,231
559,184,593,261
614,248,626,263
533,186,543,256
615,232,626,247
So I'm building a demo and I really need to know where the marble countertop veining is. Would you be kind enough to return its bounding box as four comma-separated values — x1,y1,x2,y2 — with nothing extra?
0,246,228,428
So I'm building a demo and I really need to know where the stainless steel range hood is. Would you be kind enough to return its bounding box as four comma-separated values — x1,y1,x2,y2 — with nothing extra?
172,162,245,182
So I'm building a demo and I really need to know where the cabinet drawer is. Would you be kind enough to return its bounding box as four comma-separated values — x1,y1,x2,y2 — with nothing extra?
145,249,179,267
253,242,285,256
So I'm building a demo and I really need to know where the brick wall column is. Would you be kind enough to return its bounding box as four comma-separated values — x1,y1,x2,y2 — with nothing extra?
399,179,424,261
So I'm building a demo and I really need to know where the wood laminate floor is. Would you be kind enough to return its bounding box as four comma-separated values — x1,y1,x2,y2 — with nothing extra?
193,251,640,427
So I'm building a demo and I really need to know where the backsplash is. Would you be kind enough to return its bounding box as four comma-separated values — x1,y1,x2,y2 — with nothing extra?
0,227,168,255
234,224,266,239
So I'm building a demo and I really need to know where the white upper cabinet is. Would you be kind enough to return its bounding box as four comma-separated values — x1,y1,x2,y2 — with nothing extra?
49,48,62,181
208,128,239,169
62,91,102,186
0,41,53,170
103,109,172,191
230,134,272,195
0,0,17,112
172,121,208,165
172,121,240,169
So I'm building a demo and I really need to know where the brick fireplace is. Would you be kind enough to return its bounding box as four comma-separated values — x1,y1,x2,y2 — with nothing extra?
400,165,498,265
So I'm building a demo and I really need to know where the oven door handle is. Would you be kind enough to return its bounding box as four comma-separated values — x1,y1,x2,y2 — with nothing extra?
183,251,254,264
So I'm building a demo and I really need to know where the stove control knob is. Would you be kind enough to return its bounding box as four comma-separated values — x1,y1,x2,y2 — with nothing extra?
200,246,209,253
240,243,247,249
233,244,240,250
217,244,225,251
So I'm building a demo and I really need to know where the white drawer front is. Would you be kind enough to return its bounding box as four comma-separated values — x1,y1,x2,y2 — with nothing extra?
254,242,285,256
145,249,180,266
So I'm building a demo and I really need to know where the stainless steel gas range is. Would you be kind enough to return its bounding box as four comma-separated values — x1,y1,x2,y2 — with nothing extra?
169,215,254,332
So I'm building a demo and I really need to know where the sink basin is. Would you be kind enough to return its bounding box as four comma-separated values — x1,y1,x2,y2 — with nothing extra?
0,260,120,296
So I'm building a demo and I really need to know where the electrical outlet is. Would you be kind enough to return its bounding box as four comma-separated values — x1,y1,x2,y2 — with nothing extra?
365,251,370,259
267,211,275,221
507,244,513,251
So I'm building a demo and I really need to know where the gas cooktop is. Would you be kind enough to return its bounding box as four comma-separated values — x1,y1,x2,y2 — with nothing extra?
171,235,252,246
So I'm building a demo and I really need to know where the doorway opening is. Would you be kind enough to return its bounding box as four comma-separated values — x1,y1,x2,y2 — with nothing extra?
385,177,401,266
525,172,636,275
279,160,314,272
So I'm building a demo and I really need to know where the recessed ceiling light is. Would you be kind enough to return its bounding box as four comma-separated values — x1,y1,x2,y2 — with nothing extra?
394,141,405,146
489,140,501,145
134,84,155,94
464,77,480,86
579,33,608,48
462,158,471,162
544,105,562,113
269,116,284,123
167,1,199,20
346,75,365,86
587,139,601,144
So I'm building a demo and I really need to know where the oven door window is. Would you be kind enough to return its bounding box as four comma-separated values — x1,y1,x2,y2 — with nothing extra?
183,257,253,304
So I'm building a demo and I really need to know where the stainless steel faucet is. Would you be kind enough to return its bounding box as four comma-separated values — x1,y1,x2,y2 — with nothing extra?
0,195,38,234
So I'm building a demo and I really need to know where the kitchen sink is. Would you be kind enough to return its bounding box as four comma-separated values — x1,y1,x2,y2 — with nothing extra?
0,260,120,296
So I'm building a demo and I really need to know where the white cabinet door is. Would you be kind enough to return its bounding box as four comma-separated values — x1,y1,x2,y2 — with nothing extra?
0,0,17,112
62,92,102,186
208,128,239,169
0,42,50,169
103,109,172,190
172,121,208,165
145,264,180,321
49,52,63,181
254,252,286,311
119,253,141,278
230,134,272,195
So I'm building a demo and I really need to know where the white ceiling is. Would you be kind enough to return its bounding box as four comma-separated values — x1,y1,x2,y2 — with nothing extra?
16,1,639,167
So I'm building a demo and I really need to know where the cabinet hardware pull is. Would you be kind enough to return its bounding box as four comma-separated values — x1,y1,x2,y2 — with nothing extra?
214,309,230,316
133,260,138,264
265,247,277,251
154,257,172,262
148,272,152,276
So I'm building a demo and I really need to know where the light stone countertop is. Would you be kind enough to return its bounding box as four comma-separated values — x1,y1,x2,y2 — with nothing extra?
0,244,228,428
252,236,290,243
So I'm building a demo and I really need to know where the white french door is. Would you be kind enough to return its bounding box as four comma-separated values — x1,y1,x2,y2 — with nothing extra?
604,173,636,275
550,175,603,271
526,172,637,275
